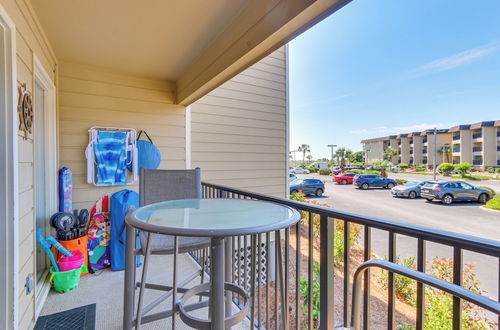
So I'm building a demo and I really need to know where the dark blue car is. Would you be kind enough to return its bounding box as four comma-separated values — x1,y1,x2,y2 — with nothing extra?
290,178,325,196
353,174,396,190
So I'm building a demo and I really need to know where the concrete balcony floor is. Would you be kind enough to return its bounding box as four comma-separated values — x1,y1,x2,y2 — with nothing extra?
40,254,250,330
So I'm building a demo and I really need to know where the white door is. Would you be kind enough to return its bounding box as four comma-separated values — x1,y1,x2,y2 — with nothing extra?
34,80,49,287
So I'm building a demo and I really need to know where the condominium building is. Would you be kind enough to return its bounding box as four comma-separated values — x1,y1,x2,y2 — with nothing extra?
361,120,500,169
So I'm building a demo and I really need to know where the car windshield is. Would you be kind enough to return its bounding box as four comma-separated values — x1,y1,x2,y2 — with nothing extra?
403,181,419,186
291,179,303,185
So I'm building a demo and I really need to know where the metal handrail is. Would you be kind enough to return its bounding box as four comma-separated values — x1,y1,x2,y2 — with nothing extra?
201,182,500,257
201,182,500,329
351,260,500,330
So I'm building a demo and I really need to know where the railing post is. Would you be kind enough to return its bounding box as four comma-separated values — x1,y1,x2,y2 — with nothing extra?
320,214,334,330
453,247,463,330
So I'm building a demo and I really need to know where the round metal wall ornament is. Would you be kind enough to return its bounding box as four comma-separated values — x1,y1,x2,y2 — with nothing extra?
17,83,33,140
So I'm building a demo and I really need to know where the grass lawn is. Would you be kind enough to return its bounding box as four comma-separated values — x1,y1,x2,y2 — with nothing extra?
451,174,500,181
484,195,500,211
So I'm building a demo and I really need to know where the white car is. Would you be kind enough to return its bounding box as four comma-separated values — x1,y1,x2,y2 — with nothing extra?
289,173,297,181
292,167,310,174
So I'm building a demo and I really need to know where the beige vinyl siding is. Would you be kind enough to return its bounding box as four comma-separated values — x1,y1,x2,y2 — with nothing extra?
58,62,186,210
1,0,58,327
191,47,287,197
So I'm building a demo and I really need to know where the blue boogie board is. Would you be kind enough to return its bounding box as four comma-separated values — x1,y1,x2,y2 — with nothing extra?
110,189,140,271
58,167,72,213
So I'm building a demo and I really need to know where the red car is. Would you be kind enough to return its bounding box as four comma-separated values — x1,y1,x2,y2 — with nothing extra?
334,173,357,185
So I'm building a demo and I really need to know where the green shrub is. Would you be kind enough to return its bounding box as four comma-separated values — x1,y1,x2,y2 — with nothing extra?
415,164,426,171
485,195,500,211
399,163,409,169
425,258,495,329
345,169,363,174
487,167,496,173
395,179,407,185
306,167,319,173
496,168,500,173
455,162,473,177
437,163,455,176
290,192,306,202
299,263,320,328
363,170,381,175
478,186,496,198
378,256,416,304
318,168,332,175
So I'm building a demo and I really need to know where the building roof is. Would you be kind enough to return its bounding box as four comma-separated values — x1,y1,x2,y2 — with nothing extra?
360,136,389,143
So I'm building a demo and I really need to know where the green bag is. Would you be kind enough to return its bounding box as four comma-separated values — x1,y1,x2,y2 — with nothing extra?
49,265,87,293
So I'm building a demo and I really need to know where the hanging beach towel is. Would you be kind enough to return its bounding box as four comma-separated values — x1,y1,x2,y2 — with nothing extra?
127,130,161,172
88,195,111,271
94,131,129,186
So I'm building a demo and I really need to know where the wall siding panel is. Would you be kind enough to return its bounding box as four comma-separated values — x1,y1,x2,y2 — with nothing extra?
191,47,287,197
2,0,59,326
57,62,186,210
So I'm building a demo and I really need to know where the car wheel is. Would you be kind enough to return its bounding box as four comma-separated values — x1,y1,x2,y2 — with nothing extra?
341,179,347,185
315,189,323,197
387,183,395,189
291,190,298,194
408,191,417,199
441,194,453,205
478,193,488,204
361,183,369,190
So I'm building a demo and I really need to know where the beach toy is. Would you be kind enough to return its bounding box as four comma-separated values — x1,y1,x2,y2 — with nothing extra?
57,250,85,272
50,265,87,293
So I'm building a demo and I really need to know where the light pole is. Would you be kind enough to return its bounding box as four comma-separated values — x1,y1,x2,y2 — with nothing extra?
327,144,337,166
433,128,437,181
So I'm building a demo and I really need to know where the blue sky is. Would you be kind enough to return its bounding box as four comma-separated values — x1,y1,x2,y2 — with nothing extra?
289,0,500,159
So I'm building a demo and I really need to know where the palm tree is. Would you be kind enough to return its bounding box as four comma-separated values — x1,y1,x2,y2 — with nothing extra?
297,144,311,165
334,147,353,164
437,145,451,163
383,148,398,161
306,154,313,164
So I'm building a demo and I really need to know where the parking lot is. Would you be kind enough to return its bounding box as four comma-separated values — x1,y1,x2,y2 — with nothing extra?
297,173,500,299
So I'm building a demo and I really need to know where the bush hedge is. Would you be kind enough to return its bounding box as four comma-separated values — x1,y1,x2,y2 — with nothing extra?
318,168,332,175
485,195,500,211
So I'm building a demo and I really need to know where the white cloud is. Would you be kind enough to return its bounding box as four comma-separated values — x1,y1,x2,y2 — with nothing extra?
349,123,447,135
411,42,498,75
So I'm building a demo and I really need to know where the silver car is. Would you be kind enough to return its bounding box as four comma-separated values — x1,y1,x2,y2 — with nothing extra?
420,180,492,205
391,181,429,199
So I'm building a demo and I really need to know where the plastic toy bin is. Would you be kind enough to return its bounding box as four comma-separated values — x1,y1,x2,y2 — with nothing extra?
57,250,84,272
50,265,87,293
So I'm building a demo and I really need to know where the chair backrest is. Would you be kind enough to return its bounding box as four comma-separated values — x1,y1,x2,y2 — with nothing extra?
139,168,202,206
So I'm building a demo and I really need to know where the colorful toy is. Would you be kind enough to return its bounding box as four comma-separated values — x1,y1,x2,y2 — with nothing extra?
88,195,112,271
36,229,73,272
57,250,85,272
50,265,87,293
58,167,72,213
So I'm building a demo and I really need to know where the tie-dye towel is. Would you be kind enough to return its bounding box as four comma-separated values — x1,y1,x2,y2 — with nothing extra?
94,131,128,186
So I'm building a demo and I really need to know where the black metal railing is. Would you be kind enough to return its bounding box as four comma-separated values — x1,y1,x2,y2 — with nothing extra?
473,133,482,139
473,147,483,152
197,182,500,330
497,131,500,137
473,160,483,166
453,135,460,141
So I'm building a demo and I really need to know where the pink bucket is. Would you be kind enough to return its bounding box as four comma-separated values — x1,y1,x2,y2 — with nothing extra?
57,250,85,272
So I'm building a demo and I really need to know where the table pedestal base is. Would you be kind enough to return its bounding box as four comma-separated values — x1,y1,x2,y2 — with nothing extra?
177,282,250,329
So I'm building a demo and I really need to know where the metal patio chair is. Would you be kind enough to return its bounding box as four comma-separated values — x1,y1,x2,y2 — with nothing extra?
131,168,210,329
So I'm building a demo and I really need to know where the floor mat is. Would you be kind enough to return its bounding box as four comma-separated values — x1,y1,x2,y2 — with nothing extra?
34,304,96,330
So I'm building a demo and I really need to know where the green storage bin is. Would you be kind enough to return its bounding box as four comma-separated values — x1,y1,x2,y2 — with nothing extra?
49,265,87,293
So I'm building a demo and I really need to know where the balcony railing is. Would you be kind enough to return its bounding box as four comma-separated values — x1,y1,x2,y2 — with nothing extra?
422,138,428,143
200,182,500,329
453,135,460,141
473,160,483,166
497,131,500,137
473,133,482,139
497,146,500,152
422,149,427,154
409,140,414,145
453,147,460,153
453,160,460,164
473,147,483,152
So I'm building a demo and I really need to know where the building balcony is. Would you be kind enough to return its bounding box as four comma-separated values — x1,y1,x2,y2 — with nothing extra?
422,149,427,154
452,147,460,153
473,160,483,166
473,133,483,140
37,182,500,330
472,147,483,153
452,135,460,141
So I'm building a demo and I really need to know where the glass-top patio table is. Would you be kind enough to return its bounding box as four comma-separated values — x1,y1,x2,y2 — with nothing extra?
124,198,301,329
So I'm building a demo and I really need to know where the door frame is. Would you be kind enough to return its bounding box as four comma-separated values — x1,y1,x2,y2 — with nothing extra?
0,4,18,329
32,54,57,317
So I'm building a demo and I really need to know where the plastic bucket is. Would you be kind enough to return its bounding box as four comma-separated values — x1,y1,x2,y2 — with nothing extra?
58,236,89,276
57,250,84,272
50,265,87,293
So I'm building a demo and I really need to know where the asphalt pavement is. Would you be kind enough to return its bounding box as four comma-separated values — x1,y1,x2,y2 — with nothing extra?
297,173,500,300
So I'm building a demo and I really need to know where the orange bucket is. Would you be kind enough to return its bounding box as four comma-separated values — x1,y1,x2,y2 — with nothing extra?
57,236,89,276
